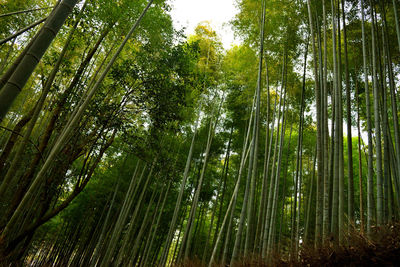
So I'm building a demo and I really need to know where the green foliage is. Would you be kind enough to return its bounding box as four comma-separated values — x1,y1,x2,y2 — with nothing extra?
1,0,400,265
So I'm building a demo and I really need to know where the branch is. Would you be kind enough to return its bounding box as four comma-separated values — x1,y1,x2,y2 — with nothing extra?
0,17,47,46
0,6,54,19
0,125,45,162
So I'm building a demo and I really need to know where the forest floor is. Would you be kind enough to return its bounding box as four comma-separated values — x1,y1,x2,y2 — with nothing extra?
288,223,400,267
180,222,400,267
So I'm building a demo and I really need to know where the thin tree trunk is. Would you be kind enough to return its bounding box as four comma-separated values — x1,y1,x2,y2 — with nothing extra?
267,95,287,255
393,0,400,52
278,121,293,251
322,0,331,242
0,38,15,74
341,0,354,227
295,146,303,254
305,148,317,242
388,135,400,218
356,81,365,234
369,0,383,226
383,2,400,196
379,9,390,224
0,108,34,177
361,0,375,235
291,36,308,257
255,56,270,253
307,0,323,246
0,6,55,18
336,0,345,243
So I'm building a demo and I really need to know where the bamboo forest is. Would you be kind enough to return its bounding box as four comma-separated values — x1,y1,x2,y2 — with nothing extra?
1,0,400,266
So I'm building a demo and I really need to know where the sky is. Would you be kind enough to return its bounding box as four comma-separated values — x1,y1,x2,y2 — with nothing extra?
168,0,239,49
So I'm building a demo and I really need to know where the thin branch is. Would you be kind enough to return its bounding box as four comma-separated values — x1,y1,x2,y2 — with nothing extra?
0,125,44,162
0,17,47,46
0,6,54,19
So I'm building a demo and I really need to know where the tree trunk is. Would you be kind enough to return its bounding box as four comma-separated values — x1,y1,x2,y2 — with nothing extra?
361,0,375,235
369,0,383,226
341,0,354,227
393,0,400,52
322,0,331,242
336,0,345,243
267,92,287,255
255,57,270,253
291,36,308,257
307,0,323,246
356,80,365,234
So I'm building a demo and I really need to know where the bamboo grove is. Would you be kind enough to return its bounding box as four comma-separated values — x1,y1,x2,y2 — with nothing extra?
0,0,399,266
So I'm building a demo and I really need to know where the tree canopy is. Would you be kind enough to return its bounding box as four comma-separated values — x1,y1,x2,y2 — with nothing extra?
0,0,400,266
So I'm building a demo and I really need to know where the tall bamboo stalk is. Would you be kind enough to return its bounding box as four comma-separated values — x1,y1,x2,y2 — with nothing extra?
369,0,383,226
307,0,323,246
245,0,265,252
361,0,375,235
341,0,354,227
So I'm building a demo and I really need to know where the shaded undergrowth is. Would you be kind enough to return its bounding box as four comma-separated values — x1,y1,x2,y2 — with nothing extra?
177,222,400,266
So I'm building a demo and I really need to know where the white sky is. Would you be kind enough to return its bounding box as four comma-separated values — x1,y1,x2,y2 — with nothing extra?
168,0,239,49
